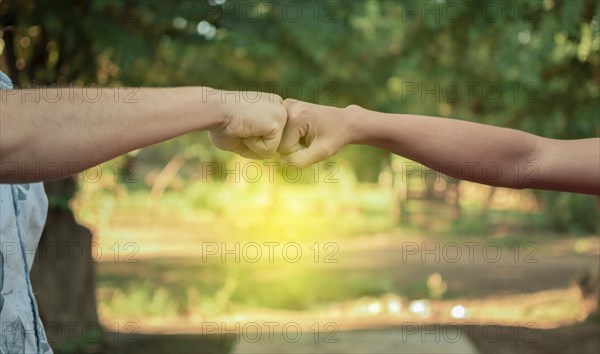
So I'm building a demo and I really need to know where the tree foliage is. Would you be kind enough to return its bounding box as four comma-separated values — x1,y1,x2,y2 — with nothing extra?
1,0,598,222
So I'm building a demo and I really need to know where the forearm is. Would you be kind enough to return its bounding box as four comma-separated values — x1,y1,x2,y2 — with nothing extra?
345,106,551,190
0,87,225,183
533,137,600,194
346,105,600,194
281,100,598,194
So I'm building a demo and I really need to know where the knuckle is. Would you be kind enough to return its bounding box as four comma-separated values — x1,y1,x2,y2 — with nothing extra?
276,106,288,123
287,104,305,122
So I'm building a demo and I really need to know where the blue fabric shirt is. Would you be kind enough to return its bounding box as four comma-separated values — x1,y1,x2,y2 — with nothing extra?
0,71,52,353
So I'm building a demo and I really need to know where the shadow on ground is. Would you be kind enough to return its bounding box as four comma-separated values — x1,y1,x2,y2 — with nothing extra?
93,321,600,354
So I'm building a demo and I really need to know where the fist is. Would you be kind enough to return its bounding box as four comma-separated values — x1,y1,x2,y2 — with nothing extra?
210,92,287,159
278,99,352,168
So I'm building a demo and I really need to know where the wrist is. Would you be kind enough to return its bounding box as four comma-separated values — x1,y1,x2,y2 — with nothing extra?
342,104,370,145
194,87,230,131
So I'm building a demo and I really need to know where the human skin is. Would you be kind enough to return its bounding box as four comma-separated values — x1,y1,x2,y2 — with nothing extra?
279,99,600,195
0,87,287,183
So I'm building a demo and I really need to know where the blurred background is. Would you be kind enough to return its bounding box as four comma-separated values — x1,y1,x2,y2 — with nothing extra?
1,0,599,353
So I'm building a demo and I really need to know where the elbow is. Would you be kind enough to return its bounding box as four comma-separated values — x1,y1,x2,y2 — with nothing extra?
507,134,545,190
0,140,24,183
0,153,27,184
0,111,43,183
0,132,40,184
479,134,543,191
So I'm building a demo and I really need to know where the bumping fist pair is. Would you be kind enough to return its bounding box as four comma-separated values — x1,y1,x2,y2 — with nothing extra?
209,92,357,168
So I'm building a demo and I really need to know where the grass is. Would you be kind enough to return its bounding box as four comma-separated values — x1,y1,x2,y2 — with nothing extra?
70,175,598,325
96,262,425,321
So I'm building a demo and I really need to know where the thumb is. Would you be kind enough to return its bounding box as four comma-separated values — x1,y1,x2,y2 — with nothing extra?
280,143,329,169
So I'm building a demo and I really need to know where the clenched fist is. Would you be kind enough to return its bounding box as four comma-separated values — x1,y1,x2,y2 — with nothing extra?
278,99,357,167
209,91,288,159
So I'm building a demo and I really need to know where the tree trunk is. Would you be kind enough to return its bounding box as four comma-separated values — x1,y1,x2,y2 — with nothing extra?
390,155,409,224
30,178,100,352
576,272,600,321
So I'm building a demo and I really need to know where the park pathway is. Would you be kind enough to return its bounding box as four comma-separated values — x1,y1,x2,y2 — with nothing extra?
232,328,479,354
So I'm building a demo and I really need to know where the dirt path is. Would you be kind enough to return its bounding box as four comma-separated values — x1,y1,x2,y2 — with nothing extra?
326,235,600,297
104,321,600,354
96,234,600,353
